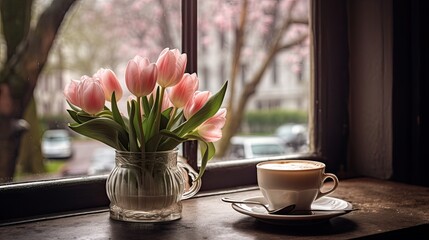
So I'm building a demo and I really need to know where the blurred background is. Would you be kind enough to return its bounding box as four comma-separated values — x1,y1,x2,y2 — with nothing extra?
0,0,310,183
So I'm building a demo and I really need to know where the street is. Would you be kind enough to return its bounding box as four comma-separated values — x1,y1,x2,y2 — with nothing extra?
62,139,110,176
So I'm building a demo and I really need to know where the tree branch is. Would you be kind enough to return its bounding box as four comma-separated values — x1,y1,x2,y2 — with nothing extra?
276,33,308,52
290,17,309,25
0,0,32,60
17,0,77,112
217,0,304,157
227,0,248,114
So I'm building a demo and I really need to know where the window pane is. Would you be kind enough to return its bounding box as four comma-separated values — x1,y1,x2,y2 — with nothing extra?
0,0,181,183
197,0,310,164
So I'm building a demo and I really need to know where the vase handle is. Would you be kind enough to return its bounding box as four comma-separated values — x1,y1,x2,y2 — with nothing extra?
178,156,202,199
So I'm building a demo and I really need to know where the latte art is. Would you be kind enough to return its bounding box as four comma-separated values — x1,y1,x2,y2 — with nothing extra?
257,160,338,210
259,162,321,170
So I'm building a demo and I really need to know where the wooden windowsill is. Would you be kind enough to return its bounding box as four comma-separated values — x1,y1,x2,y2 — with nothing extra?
0,178,428,239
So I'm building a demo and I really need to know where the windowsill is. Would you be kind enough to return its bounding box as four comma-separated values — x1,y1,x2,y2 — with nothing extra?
0,177,428,239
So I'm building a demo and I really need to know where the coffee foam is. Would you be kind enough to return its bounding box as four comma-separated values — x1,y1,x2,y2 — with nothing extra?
259,161,321,170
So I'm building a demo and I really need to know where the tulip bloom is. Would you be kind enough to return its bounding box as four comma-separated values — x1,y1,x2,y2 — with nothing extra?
125,56,158,97
94,68,123,101
184,91,211,119
156,48,187,88
64,79,81,107
197,108,227,142
78,76,106,115
169,73,199,108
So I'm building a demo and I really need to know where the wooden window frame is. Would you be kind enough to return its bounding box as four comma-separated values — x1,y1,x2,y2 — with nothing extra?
0,0,349,225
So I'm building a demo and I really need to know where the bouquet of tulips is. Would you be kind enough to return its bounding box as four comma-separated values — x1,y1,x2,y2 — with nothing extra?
64,48,227,178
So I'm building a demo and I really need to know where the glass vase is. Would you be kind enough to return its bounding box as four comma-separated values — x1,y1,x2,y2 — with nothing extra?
106,149,201,222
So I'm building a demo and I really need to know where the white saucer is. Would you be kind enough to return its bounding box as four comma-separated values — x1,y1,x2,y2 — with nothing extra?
230,196,353,225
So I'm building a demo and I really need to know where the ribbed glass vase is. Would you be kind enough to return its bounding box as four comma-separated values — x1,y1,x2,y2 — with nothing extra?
106,149,201,222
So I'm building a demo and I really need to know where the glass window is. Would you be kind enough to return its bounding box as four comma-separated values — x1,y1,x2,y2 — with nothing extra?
0,0,182,183
1,0,181,182
197,0,310,165
0,0,310,184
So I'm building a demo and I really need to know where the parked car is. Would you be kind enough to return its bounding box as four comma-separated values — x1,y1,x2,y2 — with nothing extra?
41,129,73,159
87,147,116,175
225,136,287,160
274,123,308,152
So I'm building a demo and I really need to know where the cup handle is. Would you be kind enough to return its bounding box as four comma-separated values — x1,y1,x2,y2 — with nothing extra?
177,157,202,200
316,173,339,200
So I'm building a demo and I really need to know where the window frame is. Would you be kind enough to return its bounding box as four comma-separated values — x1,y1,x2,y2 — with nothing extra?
0,0,349,225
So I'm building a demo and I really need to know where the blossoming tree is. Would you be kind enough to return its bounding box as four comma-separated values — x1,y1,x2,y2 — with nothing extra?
201,0,309,156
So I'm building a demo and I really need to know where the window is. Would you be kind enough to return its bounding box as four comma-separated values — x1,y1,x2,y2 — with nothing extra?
0,0,351,224
197,0,311,166
1,0,182,183
1,0,312,183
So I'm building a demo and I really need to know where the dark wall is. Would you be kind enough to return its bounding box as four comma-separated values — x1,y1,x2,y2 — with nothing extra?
392,0,429,186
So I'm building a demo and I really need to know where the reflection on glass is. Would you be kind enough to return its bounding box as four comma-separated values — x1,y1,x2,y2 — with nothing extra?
197,0,310,164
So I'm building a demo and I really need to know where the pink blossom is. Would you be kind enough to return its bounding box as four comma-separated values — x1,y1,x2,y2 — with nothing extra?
77,76,106,115
197,108,227,142
184,91,211,119
156,48,187,88
125,55,158,97
64,79,81,107
169,73,199,108
94,68,123,101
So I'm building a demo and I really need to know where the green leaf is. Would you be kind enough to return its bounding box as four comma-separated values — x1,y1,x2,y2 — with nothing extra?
96,110,113,119
134,98,144,149
172,109,184,126
127,100,131,116
122,115,130,133
76,112,97,123
147,94,155,112
111,92,126,130
143,86,161,151
128,101,139,152
146,133,161,151
142,96,150,117
181,133,215,180
66,100,81,112
197,141,216,180
160,107,173,129
69,117,128,151
175,81,228,137
67,109,81,123
159,129,187,144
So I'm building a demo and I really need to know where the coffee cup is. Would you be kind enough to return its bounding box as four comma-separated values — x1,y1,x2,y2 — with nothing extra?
256,160,339,211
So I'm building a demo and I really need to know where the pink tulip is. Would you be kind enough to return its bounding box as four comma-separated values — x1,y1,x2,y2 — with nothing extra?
78,76,106,115
156,48,187,88
125,55,157,97
94,68,123,101
197,108,227,142
64,79,81,107
169,73,199,108
184,91,212,119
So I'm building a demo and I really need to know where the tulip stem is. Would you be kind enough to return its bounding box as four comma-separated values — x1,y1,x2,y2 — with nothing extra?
166,107,178,130
137,97,145,153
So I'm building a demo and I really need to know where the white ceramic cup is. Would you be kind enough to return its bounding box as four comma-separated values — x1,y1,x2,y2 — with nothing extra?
257,160,339,211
